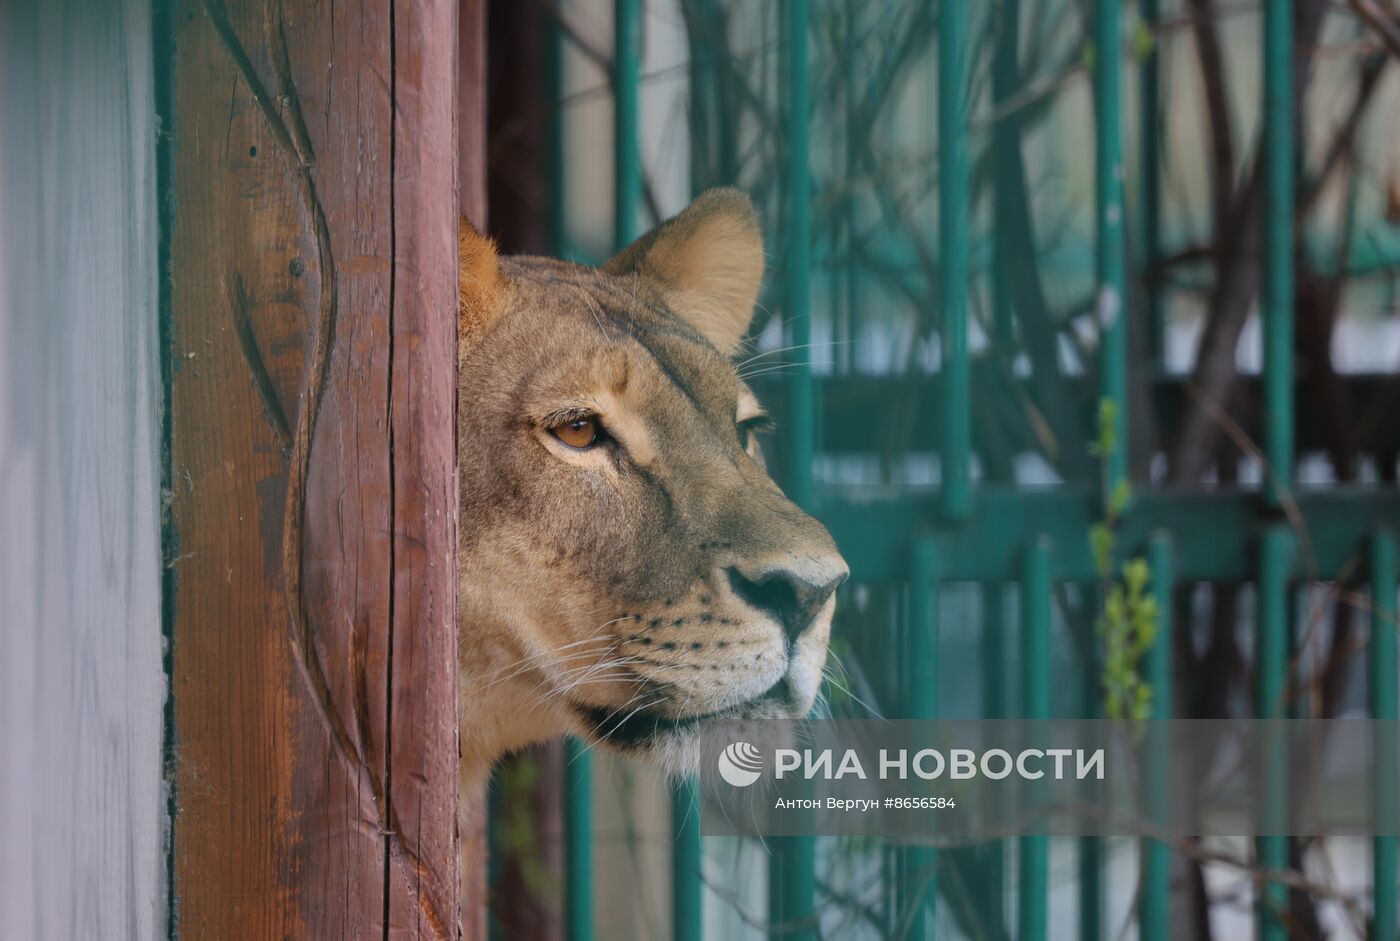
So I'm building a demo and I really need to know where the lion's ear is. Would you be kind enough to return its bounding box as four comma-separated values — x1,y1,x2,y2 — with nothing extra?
605,188,763,356
460,216,504,349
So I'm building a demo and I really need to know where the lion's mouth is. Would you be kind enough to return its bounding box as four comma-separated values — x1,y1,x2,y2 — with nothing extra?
571,676,793,749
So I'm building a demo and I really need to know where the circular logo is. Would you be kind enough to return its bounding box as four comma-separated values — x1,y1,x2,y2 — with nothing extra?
717,741,764,787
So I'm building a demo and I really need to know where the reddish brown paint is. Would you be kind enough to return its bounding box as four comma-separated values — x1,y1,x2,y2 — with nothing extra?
167,0,463,935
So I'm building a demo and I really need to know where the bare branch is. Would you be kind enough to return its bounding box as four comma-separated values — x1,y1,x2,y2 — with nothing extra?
1349,0,1400,60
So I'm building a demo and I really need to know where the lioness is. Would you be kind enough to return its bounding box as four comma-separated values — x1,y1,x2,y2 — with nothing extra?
457,188,848,803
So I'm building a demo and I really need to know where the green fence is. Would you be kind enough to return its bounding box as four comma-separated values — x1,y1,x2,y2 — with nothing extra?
534,1,1400,938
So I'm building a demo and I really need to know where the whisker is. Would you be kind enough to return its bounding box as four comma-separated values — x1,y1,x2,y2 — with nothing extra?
480,616,638,691
483,634,617,680
736,364,803,380
569,283,611,341
553,672,644,694
557,618,637,650
598,695,670,741
551,659,649,694
579,688,653,740
734,339,853,370
479,642,622,692
820,664,886,720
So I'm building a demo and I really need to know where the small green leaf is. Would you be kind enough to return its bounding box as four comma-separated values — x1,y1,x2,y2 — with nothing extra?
1110,479,1132,516
1131,23,1156,61
1123,557,1149,592
1090,523,1114,576
1093,398,1118,458
1091,395,1155,723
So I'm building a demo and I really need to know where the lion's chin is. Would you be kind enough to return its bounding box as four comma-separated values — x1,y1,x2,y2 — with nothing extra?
572,691,805,779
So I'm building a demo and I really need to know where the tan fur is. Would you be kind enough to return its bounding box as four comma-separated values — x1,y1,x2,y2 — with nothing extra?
604,188,764,354
457,188,846,811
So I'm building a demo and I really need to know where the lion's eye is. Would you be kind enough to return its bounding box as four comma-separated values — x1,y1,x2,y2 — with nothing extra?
737,414,774,451
550,416,601,449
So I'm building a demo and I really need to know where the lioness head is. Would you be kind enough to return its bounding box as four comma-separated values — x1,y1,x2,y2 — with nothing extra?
457,188,847,785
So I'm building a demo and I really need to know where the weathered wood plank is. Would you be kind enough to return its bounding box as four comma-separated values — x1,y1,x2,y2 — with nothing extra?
165,0,459,935
0,0,165,937
388,1,461,936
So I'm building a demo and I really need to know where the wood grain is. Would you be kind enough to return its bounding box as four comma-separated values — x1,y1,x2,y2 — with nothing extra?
165,0,460,935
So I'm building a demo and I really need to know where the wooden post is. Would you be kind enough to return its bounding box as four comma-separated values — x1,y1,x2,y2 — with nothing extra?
164,0,461,936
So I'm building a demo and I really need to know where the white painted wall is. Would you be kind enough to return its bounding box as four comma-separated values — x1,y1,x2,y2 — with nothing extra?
0,0,165,937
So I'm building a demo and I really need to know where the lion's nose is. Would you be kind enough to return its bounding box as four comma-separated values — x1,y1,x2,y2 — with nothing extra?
726,559,849,642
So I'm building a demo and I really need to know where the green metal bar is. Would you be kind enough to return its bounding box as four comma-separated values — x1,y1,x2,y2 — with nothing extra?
841,0,860,374
1087,21,1124,921
1093,0,1126,494
820,487,1400,584
982,585,1009,718
771,4,816,938
561,5,596,929
1256,526,1293,941
1139,0,1164,364
668,44,715,941
981,583,1008,931
1140,533,1174,941
899,538,939,939
685,0,717,192
1076,611,1101,941
672,779,702,941
542,13,571,939
614,0,641,247
938,0,971,519
769,832,816,941
1263,0,1294,506
990,0,1020,352
565,737,593,941
906,538,940,719
565,8,643,938
1371,529,1397,941
782,0,813,512
762,372,1397,459
1078,709,1102,941
1019,537,1052,941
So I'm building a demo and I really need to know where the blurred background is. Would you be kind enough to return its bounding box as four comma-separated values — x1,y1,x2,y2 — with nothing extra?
480,1,1400,939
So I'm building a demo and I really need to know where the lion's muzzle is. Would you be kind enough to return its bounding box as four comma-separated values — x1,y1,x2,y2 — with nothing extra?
725,558,848,647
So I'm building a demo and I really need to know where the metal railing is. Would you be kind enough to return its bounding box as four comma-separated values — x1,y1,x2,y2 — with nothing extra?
542,1,1400,938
